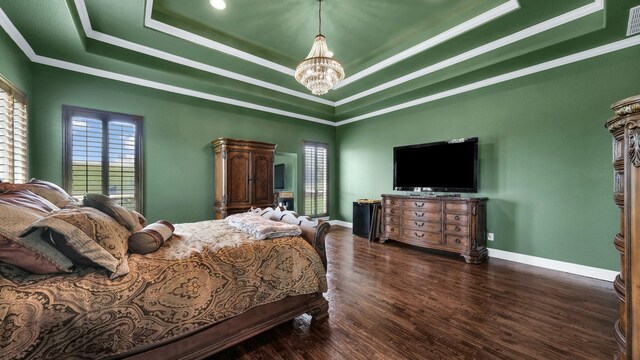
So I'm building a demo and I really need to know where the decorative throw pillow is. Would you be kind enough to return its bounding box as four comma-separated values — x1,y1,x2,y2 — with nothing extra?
128,220,175,254
0,189,59,214
21,207,130,279
130,210,148,228
0,202,74,274
0,230,74,274
0,179,78,208
83,193,140,232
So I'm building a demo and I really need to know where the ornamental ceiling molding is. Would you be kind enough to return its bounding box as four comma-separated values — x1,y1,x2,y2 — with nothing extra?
75,0,602,108
0,2,636,128
143,0,521,89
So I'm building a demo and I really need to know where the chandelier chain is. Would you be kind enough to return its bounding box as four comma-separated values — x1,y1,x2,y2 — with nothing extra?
318,0,322,35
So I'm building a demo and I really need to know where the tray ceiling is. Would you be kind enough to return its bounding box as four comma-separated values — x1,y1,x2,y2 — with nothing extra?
0,0,638,125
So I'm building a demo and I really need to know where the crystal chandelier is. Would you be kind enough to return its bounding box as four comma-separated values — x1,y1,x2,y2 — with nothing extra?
295,0,344,95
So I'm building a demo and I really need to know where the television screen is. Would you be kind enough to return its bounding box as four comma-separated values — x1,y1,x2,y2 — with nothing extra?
393,137,478,193
274,163,285,190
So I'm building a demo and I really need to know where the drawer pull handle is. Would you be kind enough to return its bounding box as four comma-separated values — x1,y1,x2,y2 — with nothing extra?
415,212,425,217
391,227,395,231
455,238,461,244
454,215,461,220
414,232,424,238
415,222,424,227
414,202,424,207
455,226,461,231
391,209,395,214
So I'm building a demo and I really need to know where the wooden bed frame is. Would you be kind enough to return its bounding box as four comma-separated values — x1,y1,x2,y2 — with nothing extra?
118,210,331,360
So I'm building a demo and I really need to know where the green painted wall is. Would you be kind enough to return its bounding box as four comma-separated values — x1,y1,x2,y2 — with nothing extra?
336,46,640,271
28,65,336,224
0,23,31,98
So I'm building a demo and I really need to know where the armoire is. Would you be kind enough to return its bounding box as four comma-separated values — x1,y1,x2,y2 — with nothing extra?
211,138,276,219
606,94,640,360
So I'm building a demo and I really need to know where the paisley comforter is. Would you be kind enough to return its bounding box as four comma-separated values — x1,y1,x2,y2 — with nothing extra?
0,220,327,360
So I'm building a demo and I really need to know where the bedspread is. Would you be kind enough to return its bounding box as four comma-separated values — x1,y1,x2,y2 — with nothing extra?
0,219,327,360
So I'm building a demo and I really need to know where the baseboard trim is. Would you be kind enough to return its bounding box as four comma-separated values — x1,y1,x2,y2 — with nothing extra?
329,220,616,282
487,248,617,282
328,220,353,228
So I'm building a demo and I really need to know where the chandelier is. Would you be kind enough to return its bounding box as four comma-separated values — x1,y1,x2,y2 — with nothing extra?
294,0,344,95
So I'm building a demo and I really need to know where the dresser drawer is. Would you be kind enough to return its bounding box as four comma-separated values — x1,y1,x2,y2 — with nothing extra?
383,197,402,208
444,223,469,235
384,215,401,225
403,219,441,232
404,200,441,211
384,207,402,216
403,210,441,221
384,224,401,238
444,213,469,224
402,229,441,245
443,235,470,250
444,202,469,213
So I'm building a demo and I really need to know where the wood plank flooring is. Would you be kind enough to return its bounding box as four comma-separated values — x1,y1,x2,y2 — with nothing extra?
210,225,617,360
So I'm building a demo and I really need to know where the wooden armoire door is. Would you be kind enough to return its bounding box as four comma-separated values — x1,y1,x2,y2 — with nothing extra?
252,151,273,205
227,149,251,208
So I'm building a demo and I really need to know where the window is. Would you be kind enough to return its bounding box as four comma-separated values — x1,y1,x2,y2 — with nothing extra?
303,141,328,218
63,106,143,211
0,77,28,183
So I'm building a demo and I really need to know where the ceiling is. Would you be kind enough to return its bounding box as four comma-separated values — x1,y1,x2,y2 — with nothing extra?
0,0,638,125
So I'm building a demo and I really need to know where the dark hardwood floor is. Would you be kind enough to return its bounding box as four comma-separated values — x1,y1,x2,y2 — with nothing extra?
211,225,617,360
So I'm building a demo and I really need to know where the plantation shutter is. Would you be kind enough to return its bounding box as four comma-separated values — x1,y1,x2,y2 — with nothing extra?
63,106,143,211
0,79,28,183
108,121,137,209
304,141,328,217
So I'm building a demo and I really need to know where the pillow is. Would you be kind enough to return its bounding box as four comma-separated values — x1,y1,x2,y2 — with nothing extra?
83,193,141,232
21,207,130,279
0,230,74,274
0,189,59,214
0,202,74,274
0,179,78,208
128,220,174,254
131,210,148,228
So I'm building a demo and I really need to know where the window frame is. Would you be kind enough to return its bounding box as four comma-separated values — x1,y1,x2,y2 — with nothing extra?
302,140,329,218
62,105,143,211
0,75,28,183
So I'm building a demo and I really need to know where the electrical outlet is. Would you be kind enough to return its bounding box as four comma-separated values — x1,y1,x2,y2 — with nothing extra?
487,233,494,241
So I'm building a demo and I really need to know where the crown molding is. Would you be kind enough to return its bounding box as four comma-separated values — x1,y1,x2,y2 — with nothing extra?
0,2,634,129
333,0,520,89
144,0,293,76
336,35,640,126
143,0,520,89
89,0,603,108
334,0,604,106
74,0,334,106
0,7,334,125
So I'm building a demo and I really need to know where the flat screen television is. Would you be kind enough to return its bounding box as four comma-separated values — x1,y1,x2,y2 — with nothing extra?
393,137,478,193
274,163,285,190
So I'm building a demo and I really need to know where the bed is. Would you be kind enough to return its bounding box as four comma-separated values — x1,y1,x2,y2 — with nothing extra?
0,179,330,360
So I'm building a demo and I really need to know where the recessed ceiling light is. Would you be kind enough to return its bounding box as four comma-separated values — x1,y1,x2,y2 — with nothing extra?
209,0,226,10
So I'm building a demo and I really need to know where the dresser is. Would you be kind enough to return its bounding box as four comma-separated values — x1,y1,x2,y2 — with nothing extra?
211,138,276,219
605,94,640,360
380,194,488,263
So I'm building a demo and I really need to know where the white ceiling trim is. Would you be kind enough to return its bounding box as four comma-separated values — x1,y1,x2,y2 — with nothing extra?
0,8,334,126
74,0,334,106
335,35,640,126
334,0,605,106
143,0,294,76
145,0,520,88
0,3,633,130
333,0,520,89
